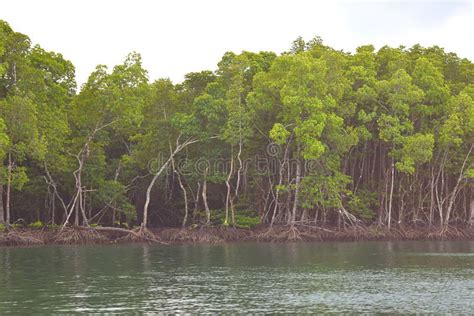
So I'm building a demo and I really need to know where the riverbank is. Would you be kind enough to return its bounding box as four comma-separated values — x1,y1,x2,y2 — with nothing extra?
1,224,473,247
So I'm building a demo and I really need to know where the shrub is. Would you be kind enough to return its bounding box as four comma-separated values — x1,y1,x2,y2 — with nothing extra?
198,209,261,228
28,220,44,229
234,215,260,229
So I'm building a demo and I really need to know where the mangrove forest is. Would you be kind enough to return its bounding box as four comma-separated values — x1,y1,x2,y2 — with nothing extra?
0,20,473,243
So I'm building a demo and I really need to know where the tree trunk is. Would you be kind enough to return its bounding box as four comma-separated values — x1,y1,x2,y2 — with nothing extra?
429,166,435,228
179,176,189,228
111,162,121,226
469,196,474,227
44,161,68,225
225,148,234,226
270,136,292,227
290,153,301,226
51,193,56,225
5,151,12,226
171,156,188,228
142,137,198,228
387,157,395,230
192,182,201,221
74,202,79,226
0,186,4,225
142,157,172,228
111,209,116,227
231,136,244,226
444,145,472,229
202,168,210,225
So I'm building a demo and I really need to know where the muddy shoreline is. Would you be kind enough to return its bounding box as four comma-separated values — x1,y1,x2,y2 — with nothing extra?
1,225,473,247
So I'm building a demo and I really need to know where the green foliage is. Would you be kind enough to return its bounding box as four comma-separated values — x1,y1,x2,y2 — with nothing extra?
396,133,434,174
465,168,474,179
346,190,377,220
300,170,352,210
215,209,260,228
269,123,290,145
233,215,260,229
27,220,44,229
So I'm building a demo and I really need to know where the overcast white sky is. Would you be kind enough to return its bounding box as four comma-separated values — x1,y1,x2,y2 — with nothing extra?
2,0,473,87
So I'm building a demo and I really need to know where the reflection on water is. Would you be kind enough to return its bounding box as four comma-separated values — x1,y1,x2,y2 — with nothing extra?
0,241,473,313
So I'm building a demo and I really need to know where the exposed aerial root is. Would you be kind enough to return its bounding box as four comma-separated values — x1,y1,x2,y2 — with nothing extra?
254,227,277,242
120,226,166,244
254,225,302,242
220,227,250,241
284,225,302,241
1,230,44,246
428,226,472,239
54,227,108,245
160,226,224,243
1,224,472,246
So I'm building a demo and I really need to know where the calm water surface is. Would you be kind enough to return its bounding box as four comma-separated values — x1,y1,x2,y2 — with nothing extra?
0,241,473,313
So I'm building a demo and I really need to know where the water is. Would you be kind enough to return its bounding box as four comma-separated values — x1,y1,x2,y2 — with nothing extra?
0,241,473,313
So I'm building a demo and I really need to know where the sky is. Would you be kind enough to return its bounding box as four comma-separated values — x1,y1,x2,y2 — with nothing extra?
1,0,473,87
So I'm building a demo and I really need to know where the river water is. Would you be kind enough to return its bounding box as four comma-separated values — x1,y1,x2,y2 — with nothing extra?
0,241,473,313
